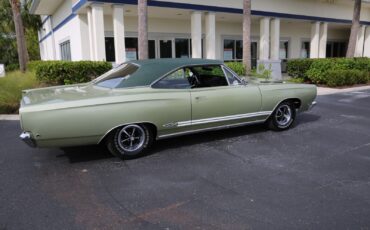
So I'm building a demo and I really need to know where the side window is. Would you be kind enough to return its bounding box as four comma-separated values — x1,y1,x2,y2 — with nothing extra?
152,68,191,89
223,67,242,86
190,65,228,88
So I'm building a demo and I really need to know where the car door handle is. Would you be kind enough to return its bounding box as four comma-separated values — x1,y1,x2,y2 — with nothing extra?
195,96,206,100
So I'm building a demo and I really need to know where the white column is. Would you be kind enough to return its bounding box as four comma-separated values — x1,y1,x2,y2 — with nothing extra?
205,12,216,59
355,25,366,57
364,26,370,57
191,11,202,58
318,22,328,58
87,7,95,60
259,17,270,60
270,18,280,60
76,14,90,60
91,3,106,61
112,4,126,63
310,22,320,58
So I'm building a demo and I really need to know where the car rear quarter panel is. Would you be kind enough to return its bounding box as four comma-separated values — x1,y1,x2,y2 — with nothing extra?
20,88,191,147
258,84,317,112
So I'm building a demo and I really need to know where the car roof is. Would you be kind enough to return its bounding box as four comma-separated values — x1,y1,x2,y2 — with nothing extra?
120,58,224,87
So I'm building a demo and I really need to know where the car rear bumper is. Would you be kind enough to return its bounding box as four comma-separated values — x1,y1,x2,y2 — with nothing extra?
19,132,37,147
308,101,317,110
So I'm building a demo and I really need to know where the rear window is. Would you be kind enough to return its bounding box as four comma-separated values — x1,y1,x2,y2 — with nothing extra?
94,63,139,88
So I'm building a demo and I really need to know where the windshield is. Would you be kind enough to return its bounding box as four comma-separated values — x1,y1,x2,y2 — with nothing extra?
93,63,139,88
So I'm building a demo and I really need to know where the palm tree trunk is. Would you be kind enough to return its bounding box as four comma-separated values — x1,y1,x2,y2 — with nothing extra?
10,0,28,72
242,0,252,74
346,0,361,57
138,0,148,60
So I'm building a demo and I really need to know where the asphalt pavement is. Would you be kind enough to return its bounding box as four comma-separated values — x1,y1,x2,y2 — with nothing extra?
1,89,370,230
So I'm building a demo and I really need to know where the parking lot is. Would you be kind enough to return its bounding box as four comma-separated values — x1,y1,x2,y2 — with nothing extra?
1,89,370,230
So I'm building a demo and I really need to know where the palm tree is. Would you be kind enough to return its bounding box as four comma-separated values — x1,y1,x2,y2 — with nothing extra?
346,0,362,57
138,0,148,60
9,0,28,72
242,0,252,74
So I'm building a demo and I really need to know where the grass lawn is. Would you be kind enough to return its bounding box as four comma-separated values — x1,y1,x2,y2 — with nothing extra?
0,71,40,114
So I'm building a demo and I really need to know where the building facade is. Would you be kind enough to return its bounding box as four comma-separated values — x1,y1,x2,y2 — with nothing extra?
31,0,370,70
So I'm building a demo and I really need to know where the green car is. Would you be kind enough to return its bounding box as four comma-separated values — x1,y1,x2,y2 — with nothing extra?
19,59,316,159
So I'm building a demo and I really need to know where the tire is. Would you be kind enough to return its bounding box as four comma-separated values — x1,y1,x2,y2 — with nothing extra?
106,124,154,159
267,101,296,131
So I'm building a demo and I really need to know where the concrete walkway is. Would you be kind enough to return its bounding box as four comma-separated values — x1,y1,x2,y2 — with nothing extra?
317,85,370,95
1,84,370,120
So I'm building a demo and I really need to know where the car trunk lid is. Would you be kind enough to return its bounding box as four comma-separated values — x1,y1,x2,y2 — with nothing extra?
21,83,110,107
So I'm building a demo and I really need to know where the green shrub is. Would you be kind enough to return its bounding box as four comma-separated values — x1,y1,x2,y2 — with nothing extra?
304,58,370,85
5,63,19,72
27,60,44,72
251,63,272,80
0,71,40,114
287,57,370,85
306,59,334,84
35,61,112,85
287,77,305,83
225,62,246,76
287,58,314,80
326,70,369,87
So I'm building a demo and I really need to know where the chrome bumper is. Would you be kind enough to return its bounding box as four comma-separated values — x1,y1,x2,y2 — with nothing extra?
309,101,317,110
19,132,36,147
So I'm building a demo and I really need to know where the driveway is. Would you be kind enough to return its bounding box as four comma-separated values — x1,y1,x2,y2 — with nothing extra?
1,89,370,230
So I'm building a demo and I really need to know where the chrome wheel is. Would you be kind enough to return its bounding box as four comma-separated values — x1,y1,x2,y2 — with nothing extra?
117,124,145,152
275,104,292,127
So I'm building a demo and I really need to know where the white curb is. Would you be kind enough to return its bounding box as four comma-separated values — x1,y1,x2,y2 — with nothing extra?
0,115,19,120
317,85,370,95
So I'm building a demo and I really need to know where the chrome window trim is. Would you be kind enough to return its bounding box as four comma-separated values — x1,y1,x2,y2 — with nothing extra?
222,64,244,85
150,63,225,89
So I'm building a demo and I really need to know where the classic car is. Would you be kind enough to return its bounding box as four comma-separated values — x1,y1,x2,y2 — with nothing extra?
19,59,317,159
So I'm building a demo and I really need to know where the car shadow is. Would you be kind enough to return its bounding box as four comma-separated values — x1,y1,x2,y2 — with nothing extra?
294,113,321,125
149,124,267,155
59,114,321,163
59,145,113,163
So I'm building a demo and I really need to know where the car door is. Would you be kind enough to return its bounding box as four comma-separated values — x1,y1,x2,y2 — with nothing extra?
188,65,266,130
151,68,192,137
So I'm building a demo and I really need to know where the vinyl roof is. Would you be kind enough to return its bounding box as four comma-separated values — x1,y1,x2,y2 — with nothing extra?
120,58,223,87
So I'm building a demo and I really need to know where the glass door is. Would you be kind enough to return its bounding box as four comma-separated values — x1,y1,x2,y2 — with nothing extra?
159,39,173,58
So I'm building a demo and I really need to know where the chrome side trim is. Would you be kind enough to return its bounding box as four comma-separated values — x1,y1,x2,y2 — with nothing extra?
157,119,267,140
177,111,272,127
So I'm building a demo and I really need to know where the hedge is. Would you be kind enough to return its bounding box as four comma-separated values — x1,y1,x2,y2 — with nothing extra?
326,70,369,87
225,62,246,76
33,61,112,85
286,58,314,80
287,57,370,86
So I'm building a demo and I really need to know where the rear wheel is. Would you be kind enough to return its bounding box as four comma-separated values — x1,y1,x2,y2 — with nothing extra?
106,124,154,159
267,101,296,131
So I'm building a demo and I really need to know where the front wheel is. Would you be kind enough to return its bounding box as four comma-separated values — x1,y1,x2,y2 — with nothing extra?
106,124,154,159
267,102,296,131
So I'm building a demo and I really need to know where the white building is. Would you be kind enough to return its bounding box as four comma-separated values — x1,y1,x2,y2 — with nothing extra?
31,0,370,71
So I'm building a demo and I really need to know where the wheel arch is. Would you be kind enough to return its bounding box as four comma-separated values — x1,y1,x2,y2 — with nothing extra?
98,122,158,145
266,98,302,120
273,98,302,111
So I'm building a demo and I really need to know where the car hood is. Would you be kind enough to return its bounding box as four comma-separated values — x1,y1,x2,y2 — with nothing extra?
21,83,112,107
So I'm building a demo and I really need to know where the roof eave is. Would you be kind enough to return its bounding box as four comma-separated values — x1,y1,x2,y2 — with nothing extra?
29,0,40,14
